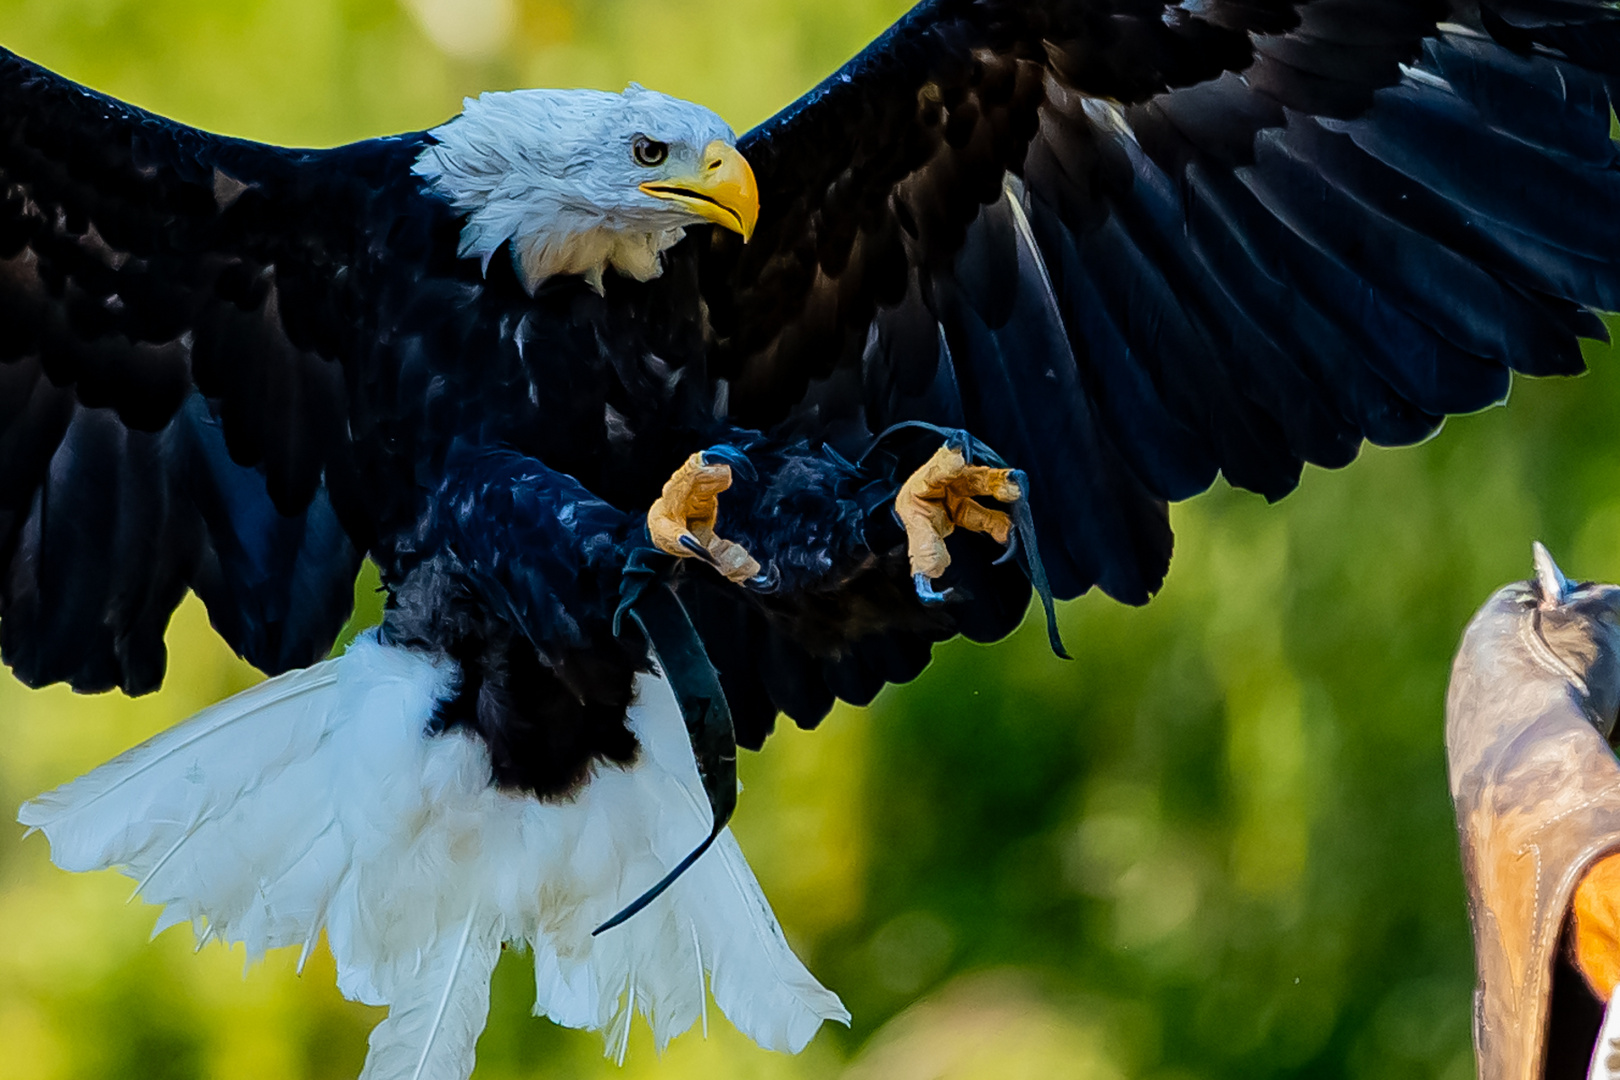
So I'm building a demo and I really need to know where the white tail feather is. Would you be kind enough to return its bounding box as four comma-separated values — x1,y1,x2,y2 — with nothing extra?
19,631,846,1080
359,905,501,1080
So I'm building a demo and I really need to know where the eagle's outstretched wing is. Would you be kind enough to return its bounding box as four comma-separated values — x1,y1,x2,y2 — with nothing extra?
0,51,472,691
695,0,1620,610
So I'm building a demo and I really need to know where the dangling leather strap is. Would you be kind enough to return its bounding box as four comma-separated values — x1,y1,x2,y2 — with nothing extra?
1005,467,1068,659
596,574,737,935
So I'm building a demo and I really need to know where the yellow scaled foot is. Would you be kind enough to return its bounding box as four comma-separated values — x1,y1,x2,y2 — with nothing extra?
648,452,762,584
895,444,1022,585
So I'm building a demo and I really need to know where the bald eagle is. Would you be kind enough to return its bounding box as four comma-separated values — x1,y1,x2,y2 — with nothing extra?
7,0,1620,1075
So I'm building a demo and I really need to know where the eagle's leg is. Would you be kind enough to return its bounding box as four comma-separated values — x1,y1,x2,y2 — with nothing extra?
647,447,766,584
895,442,1022,604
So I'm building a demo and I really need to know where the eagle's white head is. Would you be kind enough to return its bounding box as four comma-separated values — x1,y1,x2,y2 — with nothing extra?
413,85,758,294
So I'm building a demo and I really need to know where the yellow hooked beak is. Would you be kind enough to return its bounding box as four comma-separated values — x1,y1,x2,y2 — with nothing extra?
639,140,758,242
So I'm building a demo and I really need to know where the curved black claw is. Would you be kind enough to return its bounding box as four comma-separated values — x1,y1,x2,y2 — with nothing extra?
700,444,757,482
678,532,722,566
915,571,953,604
745,561,781,593
993,529,1019,566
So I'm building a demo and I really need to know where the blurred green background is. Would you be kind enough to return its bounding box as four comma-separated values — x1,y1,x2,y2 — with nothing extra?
0,1,1615,1077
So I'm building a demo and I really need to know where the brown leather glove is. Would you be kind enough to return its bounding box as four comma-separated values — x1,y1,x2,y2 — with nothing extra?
1447,545,1620,1080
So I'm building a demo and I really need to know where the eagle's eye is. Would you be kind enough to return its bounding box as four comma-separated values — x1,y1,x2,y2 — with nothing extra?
631,136,669,167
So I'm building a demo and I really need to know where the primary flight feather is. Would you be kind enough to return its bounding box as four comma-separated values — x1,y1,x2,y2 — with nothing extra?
6,0,1620,1075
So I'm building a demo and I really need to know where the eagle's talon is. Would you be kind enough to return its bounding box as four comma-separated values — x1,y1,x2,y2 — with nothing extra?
915,573,953,604
896,443,1023,591
648,451,762,584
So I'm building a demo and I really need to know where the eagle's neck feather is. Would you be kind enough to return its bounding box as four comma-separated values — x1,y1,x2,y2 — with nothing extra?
512,217,685,295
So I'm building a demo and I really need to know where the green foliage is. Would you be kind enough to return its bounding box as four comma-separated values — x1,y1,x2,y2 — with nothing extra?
1,2,1615,1077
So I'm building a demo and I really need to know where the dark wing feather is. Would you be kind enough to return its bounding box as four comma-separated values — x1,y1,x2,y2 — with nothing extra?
0,49,442,690
692,0,1620,613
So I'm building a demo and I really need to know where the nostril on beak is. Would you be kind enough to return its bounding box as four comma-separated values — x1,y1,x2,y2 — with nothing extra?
707,158,722,171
